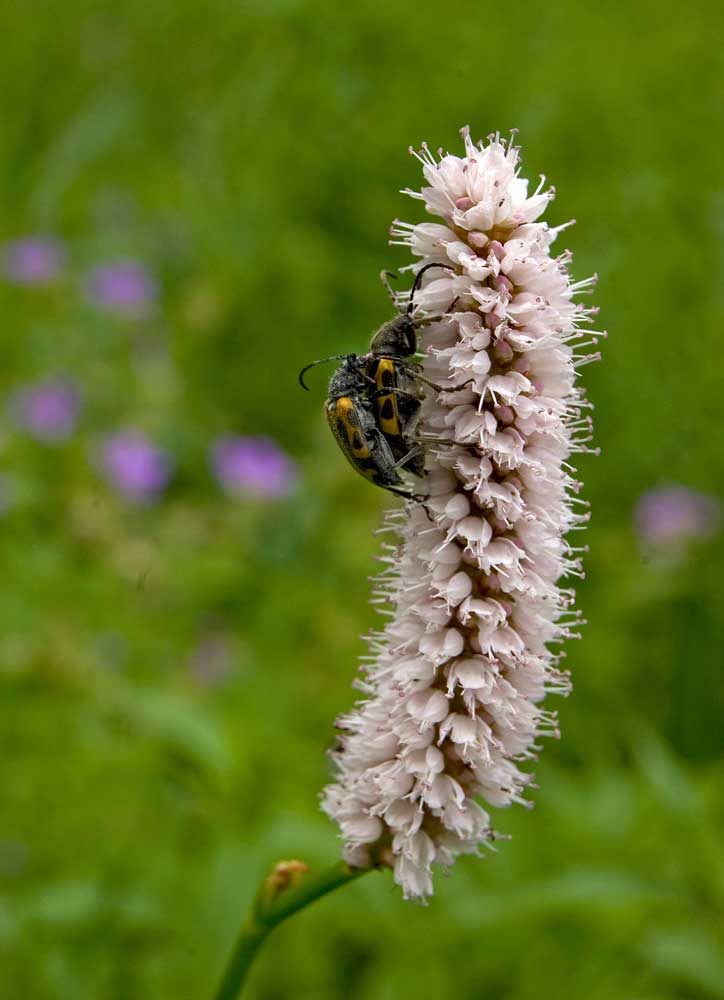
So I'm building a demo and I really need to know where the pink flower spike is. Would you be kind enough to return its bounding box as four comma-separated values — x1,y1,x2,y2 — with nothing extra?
323,130,596,900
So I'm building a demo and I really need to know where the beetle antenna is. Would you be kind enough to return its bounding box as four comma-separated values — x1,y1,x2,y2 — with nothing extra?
407,263,455,315
298,355,351,390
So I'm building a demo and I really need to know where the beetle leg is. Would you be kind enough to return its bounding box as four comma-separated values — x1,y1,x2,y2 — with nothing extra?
395,368,447,392
391,444,424,471
369,386,418,401
380,269,399,305
397,367,477,394
386,487,432,510
385,485,419,501
348,356,379,390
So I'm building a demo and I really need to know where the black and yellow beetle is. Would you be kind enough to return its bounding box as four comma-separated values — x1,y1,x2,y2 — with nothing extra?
298,263,453,499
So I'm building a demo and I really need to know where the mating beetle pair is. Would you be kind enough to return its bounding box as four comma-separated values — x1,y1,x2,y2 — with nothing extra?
299,263,453,500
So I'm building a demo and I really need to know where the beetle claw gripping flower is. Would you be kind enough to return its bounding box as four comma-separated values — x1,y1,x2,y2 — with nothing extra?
322,128,600,900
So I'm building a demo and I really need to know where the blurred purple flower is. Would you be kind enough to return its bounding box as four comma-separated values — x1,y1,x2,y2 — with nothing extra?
211,435,297,498
101,431,172,504
8,378,81,443
86,260,158,317
635,485,721,548
2,235,66,286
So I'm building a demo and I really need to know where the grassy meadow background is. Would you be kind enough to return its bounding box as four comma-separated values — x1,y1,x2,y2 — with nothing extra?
1,1,723,997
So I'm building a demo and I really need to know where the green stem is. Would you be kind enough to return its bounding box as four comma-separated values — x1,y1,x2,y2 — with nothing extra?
212,860,370,1000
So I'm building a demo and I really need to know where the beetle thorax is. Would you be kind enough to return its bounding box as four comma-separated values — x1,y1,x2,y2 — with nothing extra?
369,314,417,357
327,356,363,399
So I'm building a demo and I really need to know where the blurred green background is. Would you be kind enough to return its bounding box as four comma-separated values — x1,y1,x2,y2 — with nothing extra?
1,1,723,997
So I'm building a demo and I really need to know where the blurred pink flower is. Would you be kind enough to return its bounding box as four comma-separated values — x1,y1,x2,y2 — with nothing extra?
8,378,80,443
2,236,66,286
210,435,297,498
86,260,158,317
101,431,172,504
635,485,721,548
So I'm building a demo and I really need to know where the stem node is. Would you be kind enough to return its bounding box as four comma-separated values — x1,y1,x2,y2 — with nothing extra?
212,859,371,1000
